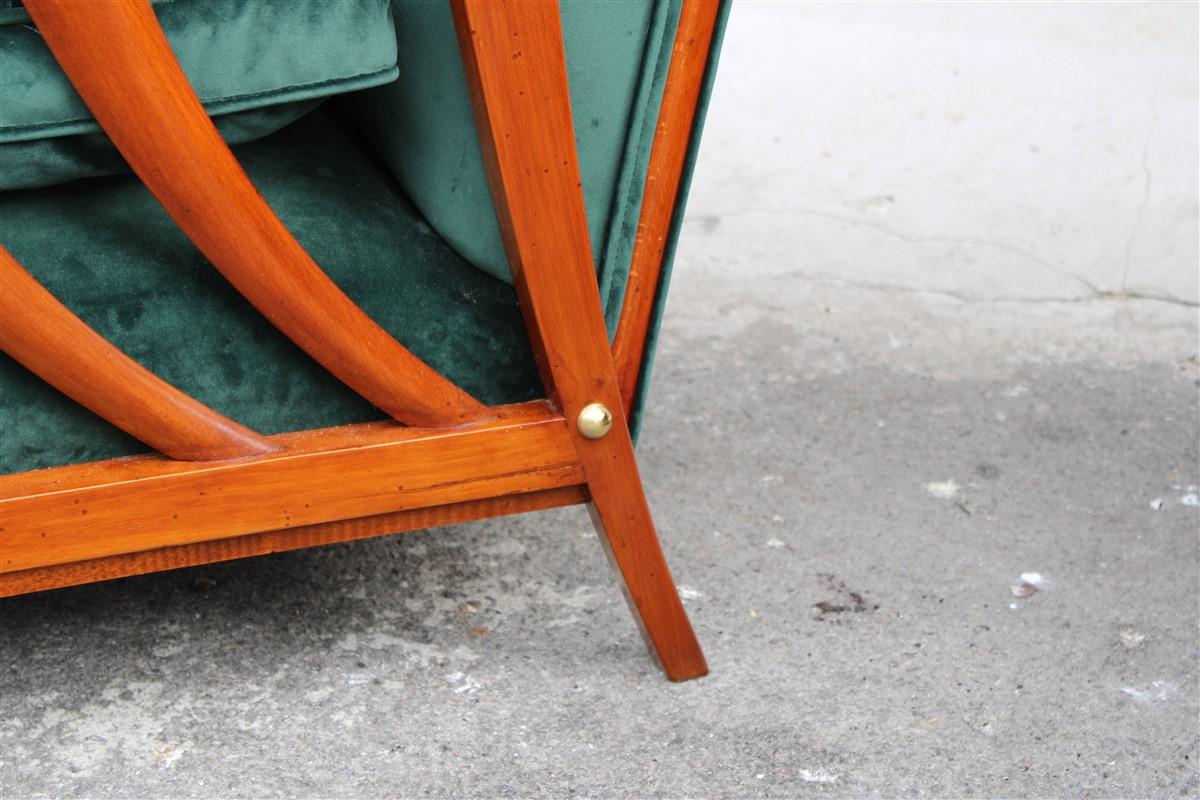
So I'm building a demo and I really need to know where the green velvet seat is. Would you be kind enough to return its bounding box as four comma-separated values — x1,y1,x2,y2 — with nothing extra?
1,109,540,472
0,0,729,475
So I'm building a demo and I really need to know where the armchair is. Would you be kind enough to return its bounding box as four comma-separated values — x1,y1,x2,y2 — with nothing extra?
0,0,728,681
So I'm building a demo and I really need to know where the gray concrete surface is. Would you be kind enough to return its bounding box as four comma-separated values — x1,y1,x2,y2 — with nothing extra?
2,3,1198,798
703,3,1199,305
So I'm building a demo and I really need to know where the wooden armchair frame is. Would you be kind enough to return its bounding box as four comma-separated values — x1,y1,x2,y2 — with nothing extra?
0,0,719,681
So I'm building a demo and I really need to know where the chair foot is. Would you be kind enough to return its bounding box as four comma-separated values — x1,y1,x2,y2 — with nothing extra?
584,429,708,682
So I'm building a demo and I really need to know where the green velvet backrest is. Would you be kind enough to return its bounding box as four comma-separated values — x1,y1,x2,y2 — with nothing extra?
350,0,683,336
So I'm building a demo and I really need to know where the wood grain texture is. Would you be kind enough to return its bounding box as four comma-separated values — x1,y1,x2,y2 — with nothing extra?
612,0,721,414
453,0,708,681
22,0,487,427
0,486,587,597
3,401,555,497
0,402,582,574
0,246,277,461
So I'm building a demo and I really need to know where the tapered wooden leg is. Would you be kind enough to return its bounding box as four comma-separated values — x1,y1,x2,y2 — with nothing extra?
582,421,708,681
452,0,707,679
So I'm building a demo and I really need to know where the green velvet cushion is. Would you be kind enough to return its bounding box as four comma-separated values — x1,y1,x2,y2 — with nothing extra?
0,109,540,472
349,0,681,333
0,0,399,189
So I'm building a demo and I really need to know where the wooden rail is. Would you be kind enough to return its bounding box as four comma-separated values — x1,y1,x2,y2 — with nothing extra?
0,402,581,574
0,246,277,461
0,486,588,597
23,0,488,427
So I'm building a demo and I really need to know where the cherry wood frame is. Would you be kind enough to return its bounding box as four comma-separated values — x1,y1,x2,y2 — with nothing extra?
0,0,721,681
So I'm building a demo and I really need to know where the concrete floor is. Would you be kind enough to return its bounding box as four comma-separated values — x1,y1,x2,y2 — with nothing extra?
2,3,1198,798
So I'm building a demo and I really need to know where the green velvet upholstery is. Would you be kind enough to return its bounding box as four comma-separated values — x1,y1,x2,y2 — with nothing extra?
0,0,731,475
0,0,398,189
350,0,681,337
0,109,539,472
626,0,732,441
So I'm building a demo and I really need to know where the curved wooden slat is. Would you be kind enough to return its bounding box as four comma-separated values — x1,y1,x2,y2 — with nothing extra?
22,0,488,428
611,0,722,414
0,247,278,461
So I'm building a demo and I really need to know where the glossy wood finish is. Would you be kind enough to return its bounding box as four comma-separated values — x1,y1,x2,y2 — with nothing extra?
0,246,276,461
22,0,487,427
0,486,587,597
612,0,721,414
0,402,581,574
453,0,707,680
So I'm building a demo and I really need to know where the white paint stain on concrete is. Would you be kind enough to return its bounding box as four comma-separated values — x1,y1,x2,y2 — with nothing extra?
798,768,841,784
1011,571,1046,600
1150,489,1197,509
766,538,786,549
925,479,960,499
677,585,704,601
1120,681,1178,704
445,672,481,694
1118,627,1147,650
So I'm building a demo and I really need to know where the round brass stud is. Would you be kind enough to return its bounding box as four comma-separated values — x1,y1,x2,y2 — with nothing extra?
577,402,614,440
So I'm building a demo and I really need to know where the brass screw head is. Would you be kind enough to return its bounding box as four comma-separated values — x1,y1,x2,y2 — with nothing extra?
577,402,614,439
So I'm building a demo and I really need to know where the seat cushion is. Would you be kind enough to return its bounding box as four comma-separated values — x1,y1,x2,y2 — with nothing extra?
0,0,399,189
0,109,540,473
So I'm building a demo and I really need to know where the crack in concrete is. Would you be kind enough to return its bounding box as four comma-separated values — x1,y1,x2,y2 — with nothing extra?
697,207,1101,296
1120,65,1165,291
778,270,1200,309
690,208,1197,308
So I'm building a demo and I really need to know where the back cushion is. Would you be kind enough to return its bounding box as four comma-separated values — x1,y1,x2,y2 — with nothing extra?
0,0,399,189
348,0,683,303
